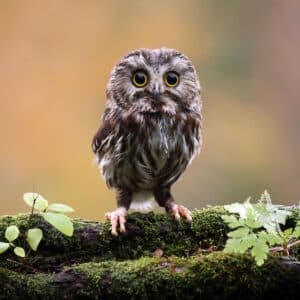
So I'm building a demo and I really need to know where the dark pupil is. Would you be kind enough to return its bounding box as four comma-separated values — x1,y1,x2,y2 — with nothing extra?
134,72,146,85
167,73,178,85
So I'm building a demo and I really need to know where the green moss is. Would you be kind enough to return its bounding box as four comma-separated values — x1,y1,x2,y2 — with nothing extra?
191,206,228,248
1,253,300,299
0,214,97,250
72,253,300,300
0,214,101,271
1,208,300,269
26,273,54,300
0,267,54,300
98,212,199,260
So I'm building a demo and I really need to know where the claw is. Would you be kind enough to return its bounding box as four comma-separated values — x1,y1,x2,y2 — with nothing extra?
168,204,192,223
105,207,127,236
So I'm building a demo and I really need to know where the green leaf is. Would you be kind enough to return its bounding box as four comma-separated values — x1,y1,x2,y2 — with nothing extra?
23,192,48,211
251,239,269,266
224,238,241,253
259,190,272,204
239,234,257,253
258,231,282,246
14,247,25,258
224,203,247,219
227,227,249,238
42,213,73,236
224,198,253,219
245,215,262,229
292,224,300,238
26,228,43,251
275,209,291,225
0,242,9,254
262,223,277,234
221,215,245,229
282,228,293,240
48,203,74,213
255,201,290,232
5,225,19,242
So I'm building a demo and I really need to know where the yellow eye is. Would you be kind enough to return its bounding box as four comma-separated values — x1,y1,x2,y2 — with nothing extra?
132,70,148,87
164,71,179,87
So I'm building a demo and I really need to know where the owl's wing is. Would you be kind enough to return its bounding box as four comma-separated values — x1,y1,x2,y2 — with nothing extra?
91,121,112,155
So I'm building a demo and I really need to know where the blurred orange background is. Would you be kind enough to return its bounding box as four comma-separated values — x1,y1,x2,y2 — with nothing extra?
1,1,299,219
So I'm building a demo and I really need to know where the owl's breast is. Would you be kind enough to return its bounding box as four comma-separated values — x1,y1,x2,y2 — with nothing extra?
98,113,201,190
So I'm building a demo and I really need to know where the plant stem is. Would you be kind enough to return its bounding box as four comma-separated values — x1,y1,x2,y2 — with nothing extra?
270,239,300,253
287,240,300,249
24,194,38,252
270,246,284,252
6,258,39,273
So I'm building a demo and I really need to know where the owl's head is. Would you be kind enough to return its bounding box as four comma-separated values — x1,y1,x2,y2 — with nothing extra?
106,48,201,115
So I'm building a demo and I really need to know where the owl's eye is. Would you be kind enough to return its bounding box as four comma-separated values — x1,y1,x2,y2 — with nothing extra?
164,71,179,87
132,70,148,87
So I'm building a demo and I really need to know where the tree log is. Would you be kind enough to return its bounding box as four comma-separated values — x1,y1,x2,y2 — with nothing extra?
0,207,299,299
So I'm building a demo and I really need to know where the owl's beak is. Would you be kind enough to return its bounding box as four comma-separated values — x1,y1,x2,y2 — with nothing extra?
152,85,161,101
152,91,161,101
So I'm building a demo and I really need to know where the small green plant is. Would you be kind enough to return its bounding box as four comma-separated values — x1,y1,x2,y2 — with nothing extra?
0,192,74,258
222,191,300,266
0,225,25,257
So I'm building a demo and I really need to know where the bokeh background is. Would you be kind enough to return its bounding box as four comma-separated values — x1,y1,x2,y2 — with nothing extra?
1,0,299,219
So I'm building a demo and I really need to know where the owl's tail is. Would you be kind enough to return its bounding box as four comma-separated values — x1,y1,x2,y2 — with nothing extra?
129,191,157,213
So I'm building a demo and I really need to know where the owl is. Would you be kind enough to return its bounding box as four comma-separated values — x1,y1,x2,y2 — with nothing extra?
92,48,202,235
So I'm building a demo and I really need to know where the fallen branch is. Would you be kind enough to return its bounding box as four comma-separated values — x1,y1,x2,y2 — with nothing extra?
0,207,299,299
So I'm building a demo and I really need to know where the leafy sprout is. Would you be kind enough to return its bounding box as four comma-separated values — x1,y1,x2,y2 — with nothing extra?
0,192,74,258
222,190,300,266
0,225,25,257
23,192,74,238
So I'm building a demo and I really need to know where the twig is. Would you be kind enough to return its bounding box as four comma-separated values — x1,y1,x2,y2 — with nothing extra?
287,240,300,249
270,240,300,253
6,258,39,273
29,193,38,222
270,246,284,252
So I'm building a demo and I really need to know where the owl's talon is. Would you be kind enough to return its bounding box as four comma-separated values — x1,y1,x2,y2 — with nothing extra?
174,210,181,221
169,204,192,223
104,207,127,236
119,215,126,233
178,205,192,222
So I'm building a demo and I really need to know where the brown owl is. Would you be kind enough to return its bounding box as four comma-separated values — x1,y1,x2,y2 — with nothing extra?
92,48,202,235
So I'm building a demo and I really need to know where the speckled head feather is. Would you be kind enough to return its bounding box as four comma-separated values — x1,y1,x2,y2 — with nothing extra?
106,48,201,115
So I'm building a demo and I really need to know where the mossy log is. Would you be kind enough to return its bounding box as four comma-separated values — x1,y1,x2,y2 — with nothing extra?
0,207,300,300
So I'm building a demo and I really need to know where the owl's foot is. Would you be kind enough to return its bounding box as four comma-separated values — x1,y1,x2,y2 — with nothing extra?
167,203,192,223
104,207,127,236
